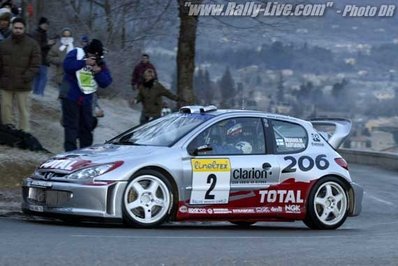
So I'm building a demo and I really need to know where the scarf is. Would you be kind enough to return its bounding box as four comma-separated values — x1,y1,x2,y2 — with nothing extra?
59,37,74,53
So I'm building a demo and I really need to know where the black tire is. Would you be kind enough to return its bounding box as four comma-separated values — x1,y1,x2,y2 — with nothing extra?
229,221,256,227
122,170,174,228
304,176,349,230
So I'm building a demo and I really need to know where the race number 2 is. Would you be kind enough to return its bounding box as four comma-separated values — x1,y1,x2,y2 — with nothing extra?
190,159,231,204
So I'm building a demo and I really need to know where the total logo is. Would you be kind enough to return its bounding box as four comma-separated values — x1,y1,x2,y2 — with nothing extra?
259,190,304,204
285,205,301,214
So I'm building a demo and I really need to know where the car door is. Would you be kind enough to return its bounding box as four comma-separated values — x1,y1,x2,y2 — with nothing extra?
186,116,281,207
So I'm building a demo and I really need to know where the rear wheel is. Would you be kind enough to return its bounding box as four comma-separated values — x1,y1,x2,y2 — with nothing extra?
122,170,174,227
304,176,349,230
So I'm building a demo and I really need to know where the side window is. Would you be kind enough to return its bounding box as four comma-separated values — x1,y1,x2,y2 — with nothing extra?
188,117,266,155
272,120,308,153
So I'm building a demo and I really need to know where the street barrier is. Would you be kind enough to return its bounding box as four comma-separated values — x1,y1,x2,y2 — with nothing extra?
339,149,398,171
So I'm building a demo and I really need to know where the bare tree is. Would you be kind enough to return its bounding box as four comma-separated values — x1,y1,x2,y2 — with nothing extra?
176,0,202,106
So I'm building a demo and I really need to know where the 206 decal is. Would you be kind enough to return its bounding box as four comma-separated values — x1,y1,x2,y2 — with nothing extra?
282,154,329,173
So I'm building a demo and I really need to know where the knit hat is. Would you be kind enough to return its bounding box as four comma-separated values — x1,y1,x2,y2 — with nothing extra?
61,27,73,36
0,7,11,21
81,35,89,43
84,39,104,56
38,16,49,25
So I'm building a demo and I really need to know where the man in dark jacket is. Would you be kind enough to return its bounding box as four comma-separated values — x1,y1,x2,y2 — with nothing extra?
0,18,41,132
135,68,180,124
62,39,112,151
131,54,157,90
31,17,55,96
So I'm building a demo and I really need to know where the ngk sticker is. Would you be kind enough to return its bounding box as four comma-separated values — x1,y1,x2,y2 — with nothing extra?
259,190,304,204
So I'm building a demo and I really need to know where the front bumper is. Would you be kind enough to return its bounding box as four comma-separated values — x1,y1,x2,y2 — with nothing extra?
21,178,127,219
348,181,363,216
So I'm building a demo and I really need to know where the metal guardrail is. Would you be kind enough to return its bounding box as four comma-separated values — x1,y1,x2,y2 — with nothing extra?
339,149,398,171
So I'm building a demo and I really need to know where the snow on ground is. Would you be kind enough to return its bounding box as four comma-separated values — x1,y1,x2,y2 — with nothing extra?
0,84,140,189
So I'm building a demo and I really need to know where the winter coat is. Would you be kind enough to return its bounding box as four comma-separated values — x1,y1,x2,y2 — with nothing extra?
31,27,51,66
131,62,157,87
0,28,11,41
136,80,178,117
63,48,112,106
47,42,69,85
0,34,41,91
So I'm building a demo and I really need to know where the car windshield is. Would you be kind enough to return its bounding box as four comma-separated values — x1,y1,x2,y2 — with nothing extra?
110,113,214,147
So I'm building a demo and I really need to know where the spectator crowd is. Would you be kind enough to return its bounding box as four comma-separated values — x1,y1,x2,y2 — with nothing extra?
0,0,181,152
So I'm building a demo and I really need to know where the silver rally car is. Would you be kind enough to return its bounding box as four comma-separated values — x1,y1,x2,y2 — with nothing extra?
22,106,363,229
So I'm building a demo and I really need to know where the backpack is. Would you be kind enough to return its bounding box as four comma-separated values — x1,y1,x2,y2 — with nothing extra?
0,124,50,153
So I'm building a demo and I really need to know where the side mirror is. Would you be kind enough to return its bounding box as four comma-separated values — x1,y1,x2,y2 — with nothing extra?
193,144,213,156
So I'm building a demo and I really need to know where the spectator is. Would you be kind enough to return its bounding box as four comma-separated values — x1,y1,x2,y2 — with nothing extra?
80,35,89,47
131,53,157,90
62,39,112,151
0,18,41,132
0,7,11,41
0,1,19,17
47,27,74,98
31,17,55,96
135,68,180,124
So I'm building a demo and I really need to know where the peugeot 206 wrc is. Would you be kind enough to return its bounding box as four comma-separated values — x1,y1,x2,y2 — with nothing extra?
22,105,363,229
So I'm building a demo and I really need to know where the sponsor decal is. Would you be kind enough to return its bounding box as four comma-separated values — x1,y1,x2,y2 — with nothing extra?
259,190,304,204
255,207,270,213
232,208,255,214
270,206,283,213
40,159,91,171
311,133,325,146
213,208,232,214
188,208,207,214
190,159,231,205
285,205,301,214
232,167,267,184
179,206,188,213
192,159,230,172
207,208,213,214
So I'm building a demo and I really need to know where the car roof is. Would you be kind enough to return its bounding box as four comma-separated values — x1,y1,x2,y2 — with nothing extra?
179,105,309,126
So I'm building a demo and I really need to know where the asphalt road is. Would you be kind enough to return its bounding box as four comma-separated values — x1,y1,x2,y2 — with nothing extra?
0,164,397,265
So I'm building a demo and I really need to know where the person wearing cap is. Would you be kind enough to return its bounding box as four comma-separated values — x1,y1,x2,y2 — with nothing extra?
61,38,112,151
131,53,158,90
0,18,41,132
0,7,11,42
31,17,55,96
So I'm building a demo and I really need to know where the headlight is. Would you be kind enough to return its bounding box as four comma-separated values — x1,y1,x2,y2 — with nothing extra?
66,162,122,181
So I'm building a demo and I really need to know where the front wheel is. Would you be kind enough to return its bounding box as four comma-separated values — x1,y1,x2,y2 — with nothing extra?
122,170,174,227
304,176,349,230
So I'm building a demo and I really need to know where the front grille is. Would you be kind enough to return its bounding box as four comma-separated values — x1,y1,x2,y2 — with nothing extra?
24,187,72,207
33,170,69,181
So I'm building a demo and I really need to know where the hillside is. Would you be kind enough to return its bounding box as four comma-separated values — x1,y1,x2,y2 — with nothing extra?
0,85,140,189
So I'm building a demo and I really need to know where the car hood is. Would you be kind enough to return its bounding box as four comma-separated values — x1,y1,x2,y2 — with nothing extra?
38,144,161,172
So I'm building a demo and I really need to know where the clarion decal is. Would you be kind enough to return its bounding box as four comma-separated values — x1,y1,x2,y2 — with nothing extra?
259,190,304,204
232,168,267,184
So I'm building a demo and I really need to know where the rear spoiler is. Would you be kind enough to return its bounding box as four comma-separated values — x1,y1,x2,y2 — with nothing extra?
310,118,352,149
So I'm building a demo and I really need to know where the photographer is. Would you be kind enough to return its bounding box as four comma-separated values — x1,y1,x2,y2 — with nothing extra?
61,39,112,151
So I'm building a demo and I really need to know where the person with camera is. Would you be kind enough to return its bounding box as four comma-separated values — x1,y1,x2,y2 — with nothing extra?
61,39,112,151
